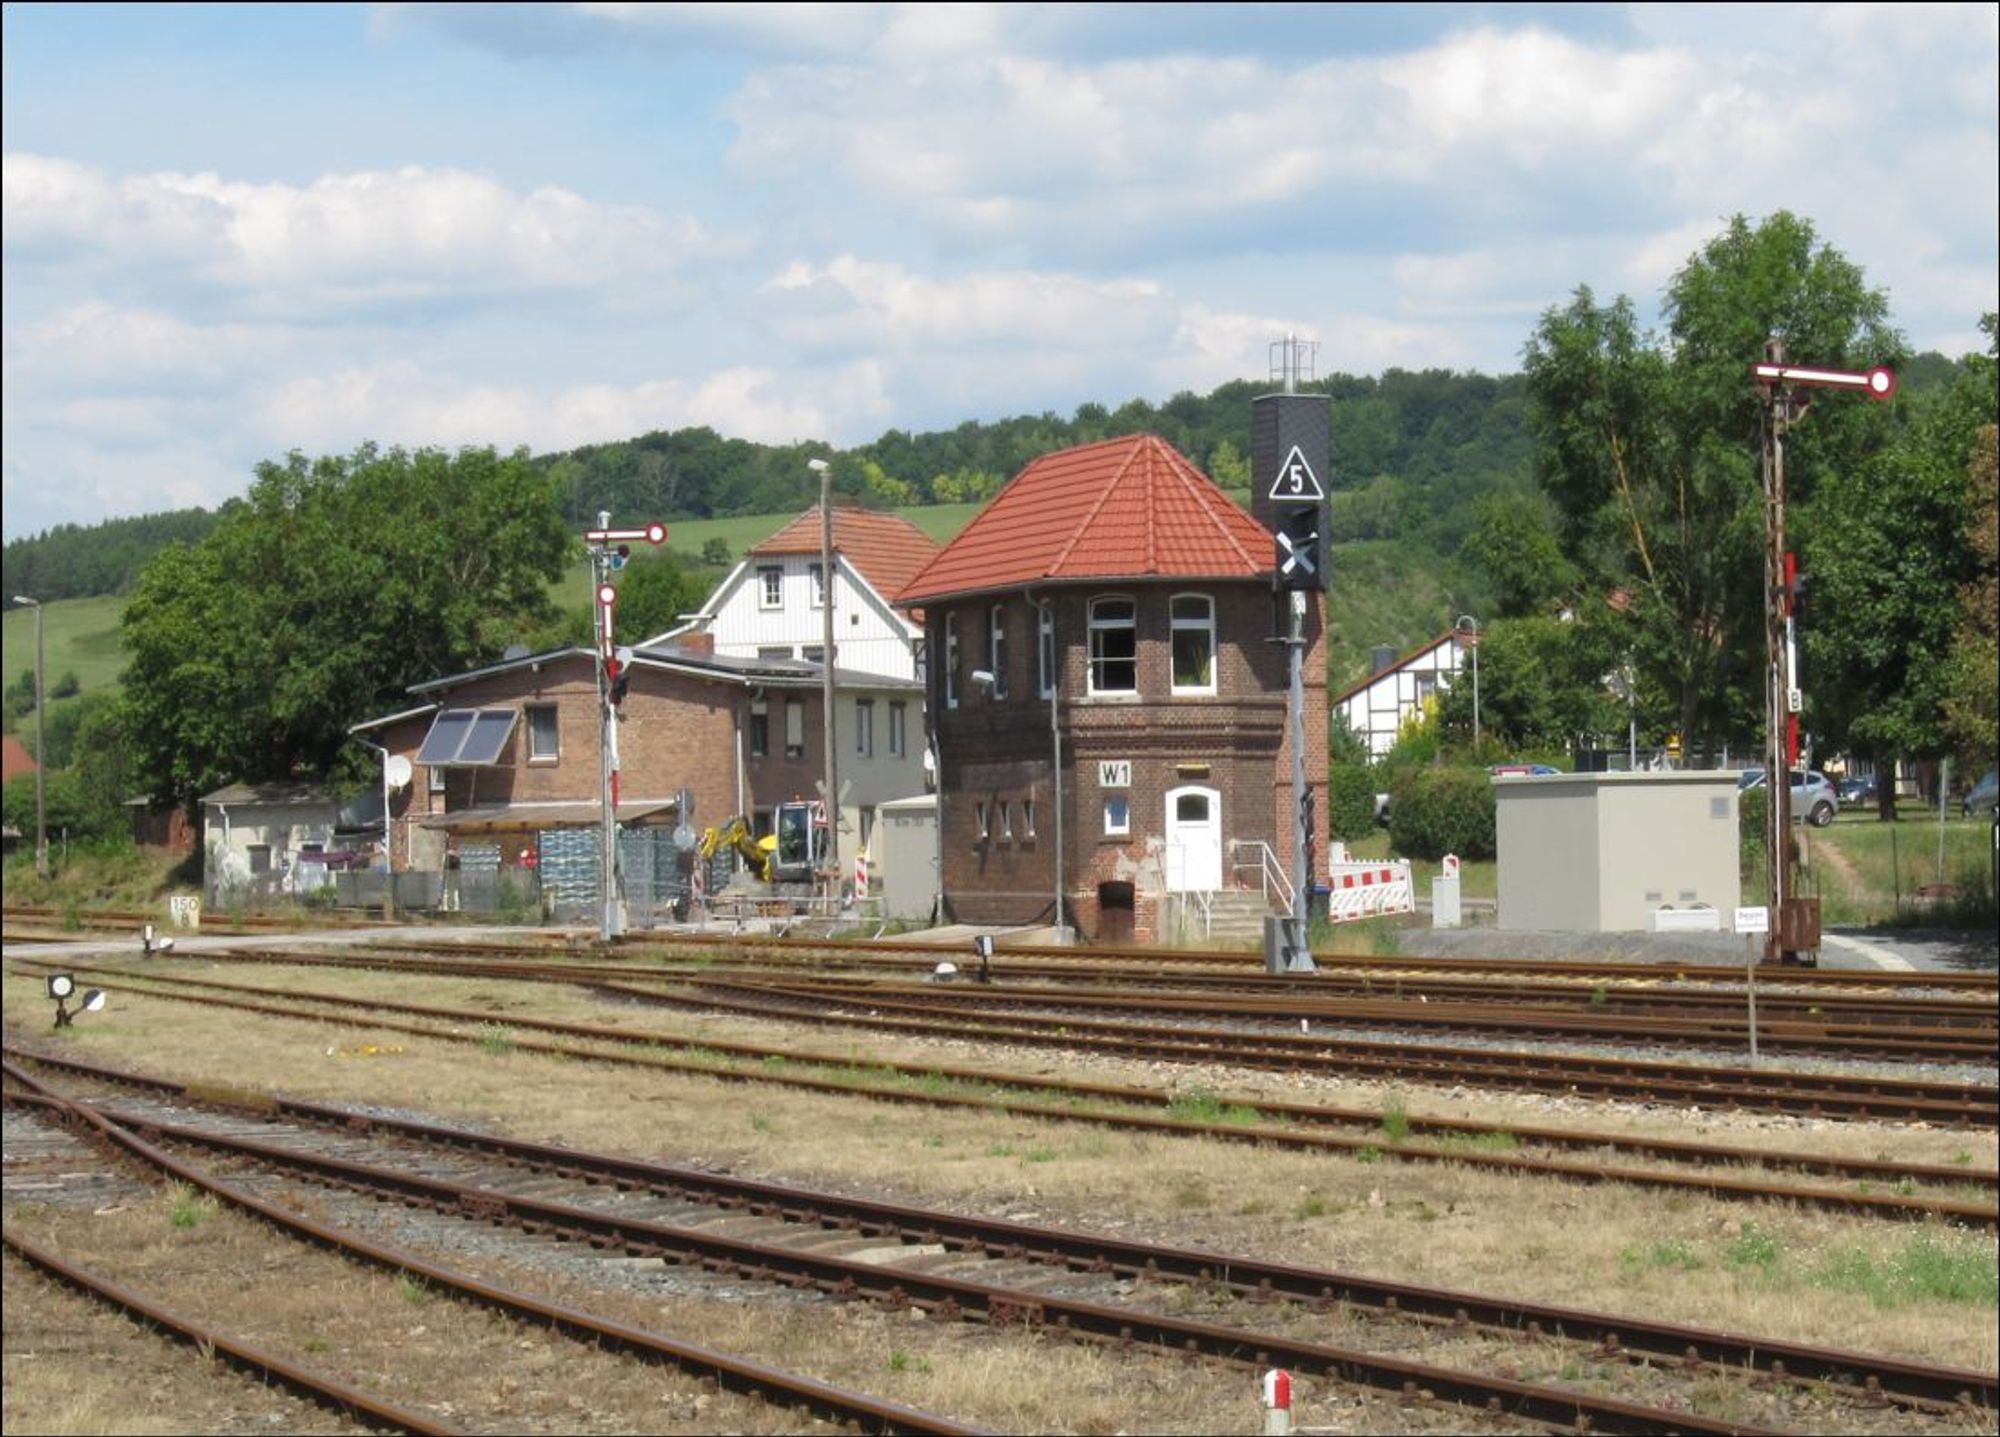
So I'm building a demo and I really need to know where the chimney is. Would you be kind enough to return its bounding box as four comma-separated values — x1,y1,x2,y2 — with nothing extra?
1371,644,1398,676
679,632,715,658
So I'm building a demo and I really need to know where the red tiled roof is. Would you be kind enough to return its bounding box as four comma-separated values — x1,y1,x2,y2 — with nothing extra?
1,734,36,784
751,506,943,606
896,434,1273,605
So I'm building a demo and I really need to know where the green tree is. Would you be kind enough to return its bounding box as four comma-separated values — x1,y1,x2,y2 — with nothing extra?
1945,421,1998,773
119,444,570,805
1457,489,1578,617
1810,320,1996,807
1523,213,1903,762
1434,614,1628,755
610,549,712,645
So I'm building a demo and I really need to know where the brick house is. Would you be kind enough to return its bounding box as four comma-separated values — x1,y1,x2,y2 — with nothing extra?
896,434,1329,942
351,638,923,901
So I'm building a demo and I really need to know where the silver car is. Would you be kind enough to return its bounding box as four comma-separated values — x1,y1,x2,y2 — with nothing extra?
1738,768,1839,827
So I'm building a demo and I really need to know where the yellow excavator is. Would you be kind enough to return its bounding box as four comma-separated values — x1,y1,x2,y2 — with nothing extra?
697,816,777,883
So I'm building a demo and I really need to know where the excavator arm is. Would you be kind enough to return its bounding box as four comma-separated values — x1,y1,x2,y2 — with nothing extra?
697,816,774,883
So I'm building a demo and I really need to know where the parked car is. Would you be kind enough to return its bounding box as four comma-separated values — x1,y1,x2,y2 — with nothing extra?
1964,770,1999,818
1490,763,1562,776
1738,768,1839,827
1837,773,1879,805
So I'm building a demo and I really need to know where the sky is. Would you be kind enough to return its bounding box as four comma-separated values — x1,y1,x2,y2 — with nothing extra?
3,2,1995,540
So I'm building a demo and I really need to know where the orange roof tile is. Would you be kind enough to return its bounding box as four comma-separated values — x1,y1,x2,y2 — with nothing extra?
896,434,1273,605
751,506,942,606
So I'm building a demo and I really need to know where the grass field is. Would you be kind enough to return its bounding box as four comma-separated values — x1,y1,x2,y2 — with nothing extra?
1,593,128,698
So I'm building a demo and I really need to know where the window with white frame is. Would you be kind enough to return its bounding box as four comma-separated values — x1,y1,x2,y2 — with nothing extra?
1103,796,1131,835
758,566,783,609
784,699,805,758
989,603,1009,698
809,561,826,607
975,801,990,840
888,700,907,757
1023,797,1036,837
1088,597,1138,695
749,696,769,757
1000,801,1014,840
855,698,874,757
1170,593,1216,694
429,764,446,794
944,618,959,710
1038,605,1055,698
526,704,560,762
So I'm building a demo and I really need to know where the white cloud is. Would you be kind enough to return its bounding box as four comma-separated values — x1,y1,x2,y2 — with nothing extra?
255,359,889,455
2,153,722,310
759,255,1172,352
4,301,298,393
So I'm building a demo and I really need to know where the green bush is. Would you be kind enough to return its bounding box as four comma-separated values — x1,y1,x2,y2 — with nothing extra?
1327,765,1377,842
1738,785,1766,882
1387,767,1495,860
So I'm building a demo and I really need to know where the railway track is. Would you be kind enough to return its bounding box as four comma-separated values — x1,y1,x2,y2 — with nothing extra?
11,1049,1994,1432
1,1067,986,1436
10,905,1997,996
337,940,2000,1032
675,972,1997,1064
3,1226,463,1435
18,942,1991,1127
6,967,1994,1226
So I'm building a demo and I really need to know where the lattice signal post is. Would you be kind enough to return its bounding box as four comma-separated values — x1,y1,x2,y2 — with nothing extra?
584,516,667,940
1749,345,1894,964
1252,337,1329,974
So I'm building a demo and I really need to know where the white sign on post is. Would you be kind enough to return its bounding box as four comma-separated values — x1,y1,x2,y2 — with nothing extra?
168,895,202,929
1735,906,1770,935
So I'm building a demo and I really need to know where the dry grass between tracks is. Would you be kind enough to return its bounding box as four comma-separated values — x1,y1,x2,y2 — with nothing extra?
4,958,1996,1388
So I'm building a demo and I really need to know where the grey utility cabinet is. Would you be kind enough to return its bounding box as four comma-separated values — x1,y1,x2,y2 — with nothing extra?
874,793,937,922
1495,771,1739,932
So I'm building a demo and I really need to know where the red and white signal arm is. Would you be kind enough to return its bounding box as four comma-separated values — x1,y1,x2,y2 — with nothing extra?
1750,361,1896,401
586,522,669,545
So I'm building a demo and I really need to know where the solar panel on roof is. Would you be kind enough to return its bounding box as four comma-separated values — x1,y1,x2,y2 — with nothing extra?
456,709,519,765
416,709,476,765
414,707,519,766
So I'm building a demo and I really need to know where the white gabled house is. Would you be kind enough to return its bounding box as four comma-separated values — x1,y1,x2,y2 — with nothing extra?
646,505,941,682
1333,631,1470,759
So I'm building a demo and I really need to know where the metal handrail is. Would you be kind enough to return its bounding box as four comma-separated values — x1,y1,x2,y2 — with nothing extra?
1228,839,1296,916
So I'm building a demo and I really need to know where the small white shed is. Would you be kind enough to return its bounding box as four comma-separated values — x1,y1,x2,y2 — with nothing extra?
1496,771,1740,933
875,792,937,923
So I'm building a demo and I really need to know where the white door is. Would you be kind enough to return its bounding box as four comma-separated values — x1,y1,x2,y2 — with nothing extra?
1165,785,1222,891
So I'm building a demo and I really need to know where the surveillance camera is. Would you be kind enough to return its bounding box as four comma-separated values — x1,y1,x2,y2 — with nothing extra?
807,458,829,473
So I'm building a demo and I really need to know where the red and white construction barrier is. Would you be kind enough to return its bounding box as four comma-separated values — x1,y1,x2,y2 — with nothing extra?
1326,845,1416,923
854,848,870,895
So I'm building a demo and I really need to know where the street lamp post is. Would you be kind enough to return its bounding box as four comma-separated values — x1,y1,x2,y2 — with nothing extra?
1042,599,1067,942
12,595,46,877
809,458,841,903
1455,614,1480,751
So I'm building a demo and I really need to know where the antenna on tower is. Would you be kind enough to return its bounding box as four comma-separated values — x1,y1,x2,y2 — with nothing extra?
1268,333,1318,395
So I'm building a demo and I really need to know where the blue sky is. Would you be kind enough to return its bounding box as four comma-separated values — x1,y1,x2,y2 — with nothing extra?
4,2,1994,539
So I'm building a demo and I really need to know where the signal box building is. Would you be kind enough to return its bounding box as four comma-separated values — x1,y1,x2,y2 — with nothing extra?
896,434,1329,942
